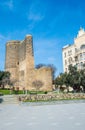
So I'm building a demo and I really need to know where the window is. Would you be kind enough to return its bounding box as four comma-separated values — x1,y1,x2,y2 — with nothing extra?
68,57,72,64
70,50,72,55
68,51,70,56
80,53,82,61
80,44,85,50
68,50,72,56
83,52,85,60
17,62,19,65
75,56,78,62
65,60,67,65
75,48,78,52
64,52,66,57
65,68,67,72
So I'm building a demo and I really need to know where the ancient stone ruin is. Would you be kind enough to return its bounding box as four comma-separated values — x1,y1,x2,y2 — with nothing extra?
5,35,52,91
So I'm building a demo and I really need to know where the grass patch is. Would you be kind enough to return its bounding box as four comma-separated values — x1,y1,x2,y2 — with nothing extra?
12,90,23,94
0,89,24,95
0,89,10,95
0,89,48,95
24,98,85,102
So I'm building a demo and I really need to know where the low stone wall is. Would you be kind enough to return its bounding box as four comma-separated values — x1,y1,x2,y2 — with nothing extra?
18,93,85,102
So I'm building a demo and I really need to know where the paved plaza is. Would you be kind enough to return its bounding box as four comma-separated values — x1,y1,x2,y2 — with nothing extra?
0,102,85,130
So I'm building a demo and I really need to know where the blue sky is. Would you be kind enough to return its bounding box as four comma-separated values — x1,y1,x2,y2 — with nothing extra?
0,0,85,76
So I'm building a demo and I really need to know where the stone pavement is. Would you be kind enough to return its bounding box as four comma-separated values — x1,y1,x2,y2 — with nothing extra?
0,102,85,130
0,95,19,104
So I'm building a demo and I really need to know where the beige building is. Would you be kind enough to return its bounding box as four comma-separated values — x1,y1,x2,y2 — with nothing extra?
62,28,85,72
5,35,52,91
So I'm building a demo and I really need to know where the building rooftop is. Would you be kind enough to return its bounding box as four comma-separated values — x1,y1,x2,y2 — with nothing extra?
77,27,85,37
62,44,70,49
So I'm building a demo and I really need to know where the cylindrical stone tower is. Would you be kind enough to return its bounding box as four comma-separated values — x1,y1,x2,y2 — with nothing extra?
5,40,20,81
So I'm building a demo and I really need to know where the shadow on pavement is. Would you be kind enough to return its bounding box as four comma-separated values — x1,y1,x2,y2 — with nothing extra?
0,98,3,103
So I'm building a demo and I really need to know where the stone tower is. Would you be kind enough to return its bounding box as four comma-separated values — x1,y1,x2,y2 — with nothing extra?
5,35,52,91
5,40,20,81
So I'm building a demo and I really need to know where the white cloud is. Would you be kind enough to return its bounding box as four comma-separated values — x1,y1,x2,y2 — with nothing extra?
34,49,46,56
0,0,14,10
26,1,46,31
27,21,35,30
48,57,56,62
27,1,44,22
5,0,13,10
28,12,44,21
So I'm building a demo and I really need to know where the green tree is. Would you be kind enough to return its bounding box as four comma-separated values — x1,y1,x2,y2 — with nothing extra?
80,69,85,92
35,64,46,69
68,65,81,92
54,73,64,87
0,71,10,88
55,65,82,92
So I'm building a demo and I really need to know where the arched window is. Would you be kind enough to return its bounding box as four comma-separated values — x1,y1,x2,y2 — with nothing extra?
68,57,73,64
80,44,85,50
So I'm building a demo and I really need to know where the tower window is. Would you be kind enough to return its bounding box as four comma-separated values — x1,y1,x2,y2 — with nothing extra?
17,62,19,65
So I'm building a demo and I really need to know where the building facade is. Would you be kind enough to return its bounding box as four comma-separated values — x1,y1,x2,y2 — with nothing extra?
5,35,52,91
62,28,85,72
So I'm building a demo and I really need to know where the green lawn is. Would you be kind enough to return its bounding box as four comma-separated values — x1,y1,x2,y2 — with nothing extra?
0,89,23,95
0,89,48,95
0,89,10,95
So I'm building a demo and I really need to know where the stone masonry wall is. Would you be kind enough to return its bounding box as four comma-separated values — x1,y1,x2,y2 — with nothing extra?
5,41,20,81
19,93,85,102
5,35,53,91
35,67,53,91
